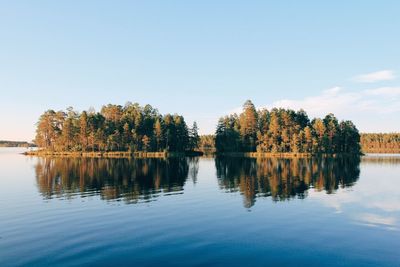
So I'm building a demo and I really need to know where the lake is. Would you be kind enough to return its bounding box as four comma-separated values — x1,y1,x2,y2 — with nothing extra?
0,148,399,266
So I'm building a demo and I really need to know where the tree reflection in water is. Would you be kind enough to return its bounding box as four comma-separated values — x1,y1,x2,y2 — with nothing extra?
215,157,360,208
35,157,198,204
35,156,360,207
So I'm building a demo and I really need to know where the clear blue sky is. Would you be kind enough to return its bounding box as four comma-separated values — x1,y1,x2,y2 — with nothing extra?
1,1,399,141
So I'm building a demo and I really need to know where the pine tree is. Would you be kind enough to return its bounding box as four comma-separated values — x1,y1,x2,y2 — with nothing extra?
154,118,163,152
79,111,89,152
240,100,258,151
189,121,200,151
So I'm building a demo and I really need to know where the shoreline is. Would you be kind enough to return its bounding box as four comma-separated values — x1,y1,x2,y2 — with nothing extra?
23,150,204,158
23,150,362,158
217,152,362,158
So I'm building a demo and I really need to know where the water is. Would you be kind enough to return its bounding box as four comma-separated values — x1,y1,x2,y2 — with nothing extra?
0,148,399,267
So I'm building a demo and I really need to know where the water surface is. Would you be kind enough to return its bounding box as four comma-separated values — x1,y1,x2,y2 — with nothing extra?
0,148,399,266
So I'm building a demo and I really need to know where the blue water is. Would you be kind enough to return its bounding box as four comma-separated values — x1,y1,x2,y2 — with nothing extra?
0,148,399,266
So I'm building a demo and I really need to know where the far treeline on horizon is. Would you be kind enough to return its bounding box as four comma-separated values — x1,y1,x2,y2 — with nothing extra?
25,100,400,155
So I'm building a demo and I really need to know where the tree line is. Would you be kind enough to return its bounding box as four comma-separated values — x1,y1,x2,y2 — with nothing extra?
215,100,361,154
0,140,36,147
35,102,200,152
199,135,215,153
360,133,400,153
34,100,362,155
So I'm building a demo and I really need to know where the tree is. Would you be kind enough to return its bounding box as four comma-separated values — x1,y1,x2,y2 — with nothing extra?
34,102,191,153
339,121,360,153
189,121,200,151
142,135,150,152
323,114,339,153
154,118,163,152
303,126,313,153
123,122,131,150
290,133,300,153
360,133,400,153
215,116,241,152
199,135,215,152
34,100,361,155
79,111,89,152
214,100,361,155
35,110,61,150
239,100,258,151
312,118,326,153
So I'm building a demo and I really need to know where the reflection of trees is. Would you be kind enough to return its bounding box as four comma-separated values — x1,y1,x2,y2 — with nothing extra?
216,156,360,208
188,157,199,184
35,157,193,204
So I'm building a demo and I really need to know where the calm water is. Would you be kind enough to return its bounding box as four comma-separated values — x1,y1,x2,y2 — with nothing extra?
1,148,399,267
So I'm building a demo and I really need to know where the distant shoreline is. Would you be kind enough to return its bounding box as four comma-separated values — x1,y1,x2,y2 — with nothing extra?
0,140,36,148
360,149,400,154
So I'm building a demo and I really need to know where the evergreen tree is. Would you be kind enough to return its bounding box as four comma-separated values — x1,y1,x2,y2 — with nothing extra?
214,100,361,155
34,102,192,153
239,100,258,151
189,121,200,151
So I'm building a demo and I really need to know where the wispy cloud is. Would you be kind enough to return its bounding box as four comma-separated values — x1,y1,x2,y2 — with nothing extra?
353,70,396,83
227,86,400,118
365,87,400,97
270,87,361,117
224,85,400,133
271,86,400,116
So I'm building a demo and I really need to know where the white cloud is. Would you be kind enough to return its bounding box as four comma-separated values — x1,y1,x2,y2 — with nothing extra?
270,87,361,118
273,86,400,120
222,86,400,133
365,87,400,97
353,70,396,83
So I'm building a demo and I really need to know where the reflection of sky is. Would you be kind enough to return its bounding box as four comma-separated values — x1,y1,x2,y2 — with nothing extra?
1,149,400,266
0,148,38,195
308,155,400,231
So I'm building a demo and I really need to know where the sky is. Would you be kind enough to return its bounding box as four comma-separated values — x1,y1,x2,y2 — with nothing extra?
0,1,399,141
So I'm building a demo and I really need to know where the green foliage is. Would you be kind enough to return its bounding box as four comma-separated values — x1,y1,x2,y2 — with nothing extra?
215,100,361,154
35,103,192,152
188,122,200,151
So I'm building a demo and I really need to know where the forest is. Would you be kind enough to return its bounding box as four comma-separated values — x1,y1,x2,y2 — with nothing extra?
35,102,200,153
34,100,363,155
360,133,400,153
215,100,361,154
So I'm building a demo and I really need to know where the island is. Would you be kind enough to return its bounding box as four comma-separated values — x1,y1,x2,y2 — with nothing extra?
26,102,201,157
26,100,365,158
214,100,361,157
